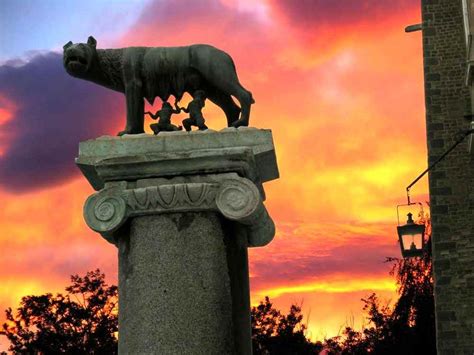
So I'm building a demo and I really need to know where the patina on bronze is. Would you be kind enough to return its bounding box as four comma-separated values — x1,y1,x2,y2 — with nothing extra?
63,36,254,135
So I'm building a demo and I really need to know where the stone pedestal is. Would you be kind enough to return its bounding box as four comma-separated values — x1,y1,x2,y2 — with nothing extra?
77,128,279,354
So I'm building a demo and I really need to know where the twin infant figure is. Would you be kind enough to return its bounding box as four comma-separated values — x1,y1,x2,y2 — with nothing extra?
145,90,208,134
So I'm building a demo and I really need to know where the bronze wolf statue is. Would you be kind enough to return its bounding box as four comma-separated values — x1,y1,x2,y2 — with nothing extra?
63,36,254,135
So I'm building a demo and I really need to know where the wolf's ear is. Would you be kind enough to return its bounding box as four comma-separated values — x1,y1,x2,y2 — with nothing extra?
63,41,73,50
87,36,97,48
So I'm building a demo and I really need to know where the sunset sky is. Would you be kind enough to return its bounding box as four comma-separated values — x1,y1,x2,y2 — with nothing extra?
0,0,429,347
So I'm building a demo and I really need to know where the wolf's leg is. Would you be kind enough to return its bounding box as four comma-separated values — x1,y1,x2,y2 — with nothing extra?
206,86,241,127
118,80,144,135
229,85,253,127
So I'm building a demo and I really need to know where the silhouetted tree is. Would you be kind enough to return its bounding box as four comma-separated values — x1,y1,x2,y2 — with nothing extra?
251,296,322,354
0,269,118,354
324,213,436,354
1,219,435,355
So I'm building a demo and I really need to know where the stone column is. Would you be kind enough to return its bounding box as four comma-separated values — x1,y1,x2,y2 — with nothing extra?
77,128,279,355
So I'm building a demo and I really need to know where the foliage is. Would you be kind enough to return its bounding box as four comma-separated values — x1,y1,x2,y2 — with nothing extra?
0,269,118,354
1,211,435,355
251,296,322,354
323,213,436,354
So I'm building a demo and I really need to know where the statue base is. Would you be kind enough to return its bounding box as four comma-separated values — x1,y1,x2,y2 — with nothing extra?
77,128,279,354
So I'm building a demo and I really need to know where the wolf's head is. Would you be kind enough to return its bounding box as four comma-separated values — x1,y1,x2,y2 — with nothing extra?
63,36,98,78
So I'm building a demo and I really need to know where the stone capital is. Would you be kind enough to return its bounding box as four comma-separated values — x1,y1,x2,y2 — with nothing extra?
84,174,274,247
77,128,279,247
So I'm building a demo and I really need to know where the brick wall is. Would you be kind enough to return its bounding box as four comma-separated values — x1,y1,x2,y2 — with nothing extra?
421,0,474,353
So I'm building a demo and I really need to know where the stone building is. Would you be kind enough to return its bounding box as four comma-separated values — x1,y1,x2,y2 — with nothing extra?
421,0,474,352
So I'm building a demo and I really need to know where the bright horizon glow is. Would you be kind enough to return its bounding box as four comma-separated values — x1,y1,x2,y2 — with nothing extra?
0,0,427,349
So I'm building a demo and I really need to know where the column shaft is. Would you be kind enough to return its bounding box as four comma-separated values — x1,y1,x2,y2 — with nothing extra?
118,212,236,354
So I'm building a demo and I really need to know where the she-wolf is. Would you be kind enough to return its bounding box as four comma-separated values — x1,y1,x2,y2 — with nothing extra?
63,36,254,135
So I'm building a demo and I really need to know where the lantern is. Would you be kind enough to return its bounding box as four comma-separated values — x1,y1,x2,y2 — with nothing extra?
397,212,426,258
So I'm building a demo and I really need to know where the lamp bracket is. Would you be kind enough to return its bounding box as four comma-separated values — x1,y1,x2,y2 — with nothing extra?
405,128,474,204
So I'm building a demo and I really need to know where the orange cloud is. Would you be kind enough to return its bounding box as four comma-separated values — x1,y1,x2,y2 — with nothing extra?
0,0,429,347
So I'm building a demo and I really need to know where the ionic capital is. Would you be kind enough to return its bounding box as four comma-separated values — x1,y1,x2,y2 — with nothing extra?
84,175,274,247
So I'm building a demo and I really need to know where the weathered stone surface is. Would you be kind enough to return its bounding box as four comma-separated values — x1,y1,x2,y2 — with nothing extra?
76,127,278,191
118,212,237,354
77,128,278,354
422,0,474,352
83,173,275,247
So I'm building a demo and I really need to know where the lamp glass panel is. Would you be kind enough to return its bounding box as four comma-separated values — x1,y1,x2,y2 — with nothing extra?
401,233,423,251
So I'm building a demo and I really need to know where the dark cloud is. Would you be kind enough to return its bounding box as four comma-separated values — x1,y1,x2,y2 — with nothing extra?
0,52,123,192
271,0,418,27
